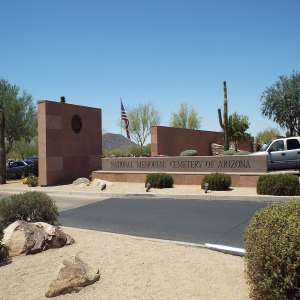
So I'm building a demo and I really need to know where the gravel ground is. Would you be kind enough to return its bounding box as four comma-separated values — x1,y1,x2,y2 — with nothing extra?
0,227,249,300
0,180,258,197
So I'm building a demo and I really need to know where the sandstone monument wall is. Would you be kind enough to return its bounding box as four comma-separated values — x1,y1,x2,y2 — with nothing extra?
101,155,267,173
151,126,253,156
38,101,102,186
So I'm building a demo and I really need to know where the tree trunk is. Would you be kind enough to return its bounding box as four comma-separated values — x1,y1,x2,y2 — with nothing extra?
234,141,238,152
0,107,6,184
140,143,143,157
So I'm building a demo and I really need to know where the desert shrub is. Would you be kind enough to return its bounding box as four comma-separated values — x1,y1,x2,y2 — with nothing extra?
23,175,38,187
180,149,198,156
244,201,300,300
103,148,130,157
257,174,300,196
103,145,151,157
0,192,59,238
223,149,236,155
30,160,38,176
223,150,250,155
145,173,174,188
201,173,231,190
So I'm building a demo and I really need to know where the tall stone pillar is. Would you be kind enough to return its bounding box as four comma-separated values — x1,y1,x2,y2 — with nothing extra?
38,101,102,186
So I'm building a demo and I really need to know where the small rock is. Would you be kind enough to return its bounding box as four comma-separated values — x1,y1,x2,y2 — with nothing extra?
2,221,74,257
90,179,111,188
146,182,151,192
45,254,100,297
72,178,90,186
100,183,106,191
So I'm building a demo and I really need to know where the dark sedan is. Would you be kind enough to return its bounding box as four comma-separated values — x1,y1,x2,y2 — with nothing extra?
6,160,31,179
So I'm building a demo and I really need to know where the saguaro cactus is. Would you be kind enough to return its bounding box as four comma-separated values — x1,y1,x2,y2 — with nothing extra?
218,81,229,151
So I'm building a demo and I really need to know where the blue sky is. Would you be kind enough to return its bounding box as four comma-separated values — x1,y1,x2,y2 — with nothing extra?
1,0,300,136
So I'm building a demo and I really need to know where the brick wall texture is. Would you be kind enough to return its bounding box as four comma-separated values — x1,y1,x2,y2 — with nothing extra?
151,126,253,156
38,101,102,186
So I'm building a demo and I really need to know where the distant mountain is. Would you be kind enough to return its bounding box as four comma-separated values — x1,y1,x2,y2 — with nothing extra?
102,133,137,150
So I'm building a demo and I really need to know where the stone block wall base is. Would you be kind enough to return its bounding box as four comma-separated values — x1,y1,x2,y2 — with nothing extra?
92,171,263,187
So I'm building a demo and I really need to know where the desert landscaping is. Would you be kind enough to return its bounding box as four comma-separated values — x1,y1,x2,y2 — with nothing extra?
0,227,249,300
1,2,300,299
0,178,271,198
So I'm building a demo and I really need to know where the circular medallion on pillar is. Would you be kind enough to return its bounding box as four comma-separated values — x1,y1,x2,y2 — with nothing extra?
71,115,82,134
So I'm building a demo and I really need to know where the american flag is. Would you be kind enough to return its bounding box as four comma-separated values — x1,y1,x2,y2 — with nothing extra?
121,100,130,139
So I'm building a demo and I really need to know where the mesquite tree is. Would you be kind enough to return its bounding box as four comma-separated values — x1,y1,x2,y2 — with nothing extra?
261,72,300,136
0,79,36,184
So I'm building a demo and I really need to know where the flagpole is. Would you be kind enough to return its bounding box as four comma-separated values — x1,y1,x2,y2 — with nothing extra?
120,98,123,136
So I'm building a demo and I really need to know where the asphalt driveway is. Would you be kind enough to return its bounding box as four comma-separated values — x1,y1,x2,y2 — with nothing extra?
59,197,267,248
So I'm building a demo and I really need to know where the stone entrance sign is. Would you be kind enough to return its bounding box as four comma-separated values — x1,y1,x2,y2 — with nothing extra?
102,155,268,173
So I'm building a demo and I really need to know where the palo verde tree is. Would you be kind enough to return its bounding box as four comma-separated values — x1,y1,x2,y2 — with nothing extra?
127,103,160,154
170,103,201,130
261,71,300,136
228,112,250,151
0,79,36,183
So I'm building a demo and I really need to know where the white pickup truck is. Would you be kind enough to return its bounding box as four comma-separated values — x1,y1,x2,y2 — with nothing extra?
251,137,300,170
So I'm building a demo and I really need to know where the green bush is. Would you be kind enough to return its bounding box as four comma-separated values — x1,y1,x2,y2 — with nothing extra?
201,173,231,190
180,149,198,156
145,173,174,188
103,145,151,157
257,174,300,196
244,201,300,300
103,148,130,157
0,192,59,239
27,175,38,187
223,150,250,155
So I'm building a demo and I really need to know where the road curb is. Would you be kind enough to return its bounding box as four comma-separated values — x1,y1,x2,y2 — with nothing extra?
63,227,244,256
0,188,299,202
205,243,245,257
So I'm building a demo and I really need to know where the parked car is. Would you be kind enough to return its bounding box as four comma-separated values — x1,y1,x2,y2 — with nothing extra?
24,158,38,176
251,137,300,170
6,160,31,179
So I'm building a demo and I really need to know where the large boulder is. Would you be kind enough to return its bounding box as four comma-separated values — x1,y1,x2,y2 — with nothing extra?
72,177,90,187
2,221,74,257
45,254,100,297
211,143,224,156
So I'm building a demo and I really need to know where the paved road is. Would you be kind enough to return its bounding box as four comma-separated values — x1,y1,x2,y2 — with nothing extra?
59,197,267,248
0,193,107,212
